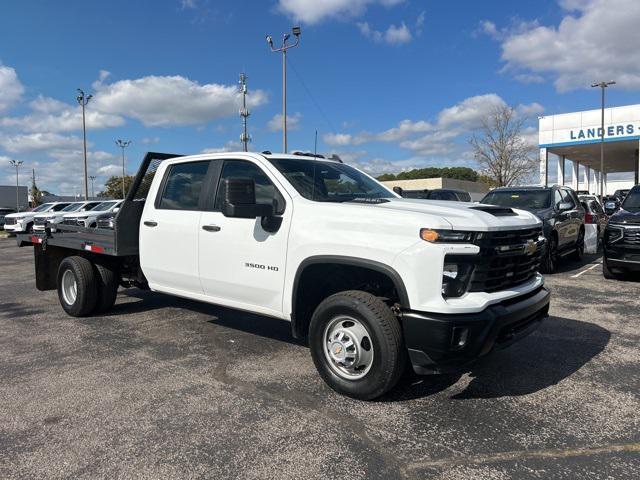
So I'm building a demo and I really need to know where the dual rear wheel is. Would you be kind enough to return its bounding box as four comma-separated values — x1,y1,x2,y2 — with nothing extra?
57,256,119,317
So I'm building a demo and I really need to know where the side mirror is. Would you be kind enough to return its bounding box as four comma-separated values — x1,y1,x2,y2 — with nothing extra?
222,178,273,219
393,186,403,196
558,202,573,211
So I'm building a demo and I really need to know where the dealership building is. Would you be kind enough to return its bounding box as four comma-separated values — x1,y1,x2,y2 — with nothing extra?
539,104,640,194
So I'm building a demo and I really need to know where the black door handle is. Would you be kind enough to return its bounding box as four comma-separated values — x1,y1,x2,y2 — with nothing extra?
202,225,221,232
143,220,158,227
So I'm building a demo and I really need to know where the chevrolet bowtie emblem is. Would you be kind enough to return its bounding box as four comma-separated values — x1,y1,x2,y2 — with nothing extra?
334,345,342,355
524,240,537,255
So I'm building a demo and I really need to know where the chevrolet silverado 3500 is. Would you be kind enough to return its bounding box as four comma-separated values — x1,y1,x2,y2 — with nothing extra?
16,152,550,399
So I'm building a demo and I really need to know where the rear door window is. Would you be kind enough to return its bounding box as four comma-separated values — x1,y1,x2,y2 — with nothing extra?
157,161,210,210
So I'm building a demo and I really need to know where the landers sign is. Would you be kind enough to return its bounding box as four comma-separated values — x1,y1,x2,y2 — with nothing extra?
570,123,639,141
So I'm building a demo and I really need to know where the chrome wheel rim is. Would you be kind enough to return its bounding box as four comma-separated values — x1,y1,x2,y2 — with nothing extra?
323,316,374,380
61,269,77,305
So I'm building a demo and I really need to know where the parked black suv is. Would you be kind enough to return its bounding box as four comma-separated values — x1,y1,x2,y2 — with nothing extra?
394,187,472,202
603,184,640,279
481,186,585,273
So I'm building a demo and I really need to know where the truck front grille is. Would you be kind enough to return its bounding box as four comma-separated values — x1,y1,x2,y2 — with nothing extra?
34,217,47,226
467,228,543,293
621,227,640,247
4,217,16,225
63,218,78,226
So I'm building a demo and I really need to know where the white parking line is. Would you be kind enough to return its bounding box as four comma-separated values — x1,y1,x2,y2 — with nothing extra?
571,262,602,278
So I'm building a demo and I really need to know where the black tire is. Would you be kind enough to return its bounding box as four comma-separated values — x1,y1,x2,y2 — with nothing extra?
26,222,33,233
540,235,558,274
571,228,585,261
93,262,119,313
309,290,406,400
602,258,621,280
57,256,98,317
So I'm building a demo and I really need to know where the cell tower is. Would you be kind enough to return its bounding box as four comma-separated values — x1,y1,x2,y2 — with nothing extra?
239,73,251,152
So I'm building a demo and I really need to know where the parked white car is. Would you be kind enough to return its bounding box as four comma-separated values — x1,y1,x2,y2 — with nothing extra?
62,200,122,228
33,201,102,232
3,202,71,233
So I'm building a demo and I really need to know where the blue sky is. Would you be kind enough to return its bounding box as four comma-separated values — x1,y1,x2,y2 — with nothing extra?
1,0,639,194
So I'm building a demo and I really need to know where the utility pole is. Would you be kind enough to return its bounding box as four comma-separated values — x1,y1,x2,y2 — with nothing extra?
76,89,93,200
89,175,96,198
9,159,23,212
115,139,131,199
266,26,301,153
239,73,251,152
591,81,615,204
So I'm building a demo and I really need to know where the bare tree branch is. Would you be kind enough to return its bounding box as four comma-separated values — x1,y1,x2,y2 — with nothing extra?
469,105,537,187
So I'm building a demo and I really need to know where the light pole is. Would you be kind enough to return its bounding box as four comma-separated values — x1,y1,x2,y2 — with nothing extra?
9,160,23,212
89,175,96,198
239,73,251,152
115,139,131,199
591,81,615,203
266,26,301,153
76,89,93,200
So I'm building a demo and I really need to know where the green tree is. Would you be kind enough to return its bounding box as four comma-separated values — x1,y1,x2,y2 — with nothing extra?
377,167,478,182
98,175,136,199
30,177,43,207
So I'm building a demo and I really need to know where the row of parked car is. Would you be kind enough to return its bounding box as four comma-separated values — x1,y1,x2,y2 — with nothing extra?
2,200,121,234
396,184,639,280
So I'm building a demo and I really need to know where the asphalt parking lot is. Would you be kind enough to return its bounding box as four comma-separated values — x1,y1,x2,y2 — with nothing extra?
0,238,639,480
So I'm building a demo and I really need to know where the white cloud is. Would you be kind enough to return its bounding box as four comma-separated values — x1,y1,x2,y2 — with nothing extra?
357,21,412,45
0,133,83,153
322,94,543,163
1,95,125,133
92,75,268,127
200,140,243,154
490,0,640,91
277,0,404,25
267,112,302,132
437,94,506,128
141,136,160,144
0,63,24,112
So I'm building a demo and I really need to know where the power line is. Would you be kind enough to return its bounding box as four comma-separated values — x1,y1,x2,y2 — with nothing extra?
286,56,338,134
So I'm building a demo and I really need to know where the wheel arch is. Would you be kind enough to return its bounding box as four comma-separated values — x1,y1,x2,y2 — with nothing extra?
290,255,409,340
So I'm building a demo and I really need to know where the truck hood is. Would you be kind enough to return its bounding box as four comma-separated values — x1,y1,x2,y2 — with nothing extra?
34,212,69,219
5,211,39,219
609,208,640,225
374,198,541,231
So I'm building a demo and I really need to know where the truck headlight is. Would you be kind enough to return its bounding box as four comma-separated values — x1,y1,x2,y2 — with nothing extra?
441,262,473,298
605,225,624,244
421,229,474,243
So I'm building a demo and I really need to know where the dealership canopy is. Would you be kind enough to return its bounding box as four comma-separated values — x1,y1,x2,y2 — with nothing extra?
539,104,640,194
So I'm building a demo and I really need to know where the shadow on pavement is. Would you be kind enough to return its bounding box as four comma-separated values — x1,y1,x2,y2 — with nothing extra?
109,288,301,345
385,316,610,402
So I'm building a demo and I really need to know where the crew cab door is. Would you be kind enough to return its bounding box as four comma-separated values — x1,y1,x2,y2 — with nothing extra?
139,160,213,295
198,159,291,316
559,188,581,247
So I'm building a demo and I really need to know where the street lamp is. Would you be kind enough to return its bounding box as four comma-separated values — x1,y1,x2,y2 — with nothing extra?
89,175,96,198
266,26,301,153
591,81,616,203
115,139,131,199
9,160,23,212
76,88,93,201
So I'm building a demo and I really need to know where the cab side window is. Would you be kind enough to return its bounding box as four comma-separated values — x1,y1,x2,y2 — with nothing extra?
158,161,210,210
215,160,285,214
561,189,576,208
554,190,563,208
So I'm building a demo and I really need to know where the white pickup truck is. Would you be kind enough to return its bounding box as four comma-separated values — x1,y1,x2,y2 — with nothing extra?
17,151,550,399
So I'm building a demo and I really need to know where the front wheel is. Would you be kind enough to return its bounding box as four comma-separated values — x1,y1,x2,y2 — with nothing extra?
571,229,585,261
540,235,558,274
309,290,406,400
603,258,622,280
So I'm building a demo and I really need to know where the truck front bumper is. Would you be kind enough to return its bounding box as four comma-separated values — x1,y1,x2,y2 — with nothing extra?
402,286,550,374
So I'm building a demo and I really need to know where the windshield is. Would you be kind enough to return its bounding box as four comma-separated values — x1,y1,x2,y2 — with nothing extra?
91,201,118,212
61,203,84,212
33,203,54,212
482,190,552,210
268,158,394,203
621,188,640,212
